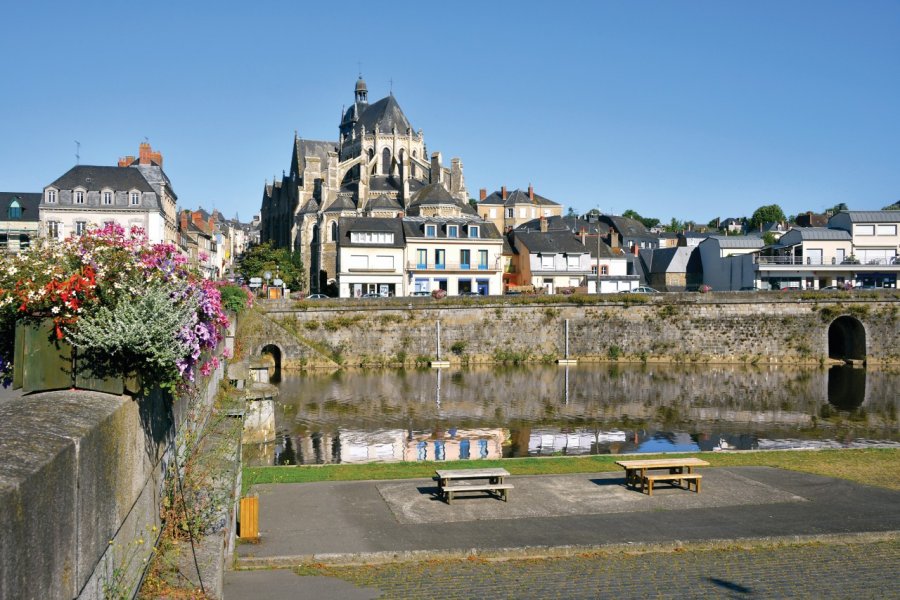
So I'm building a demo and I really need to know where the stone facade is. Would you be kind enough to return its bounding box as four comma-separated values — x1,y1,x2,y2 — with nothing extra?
260,77,469,294
260,296,900,368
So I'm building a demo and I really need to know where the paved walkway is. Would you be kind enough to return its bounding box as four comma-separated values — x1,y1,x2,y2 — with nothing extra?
225,467,900,598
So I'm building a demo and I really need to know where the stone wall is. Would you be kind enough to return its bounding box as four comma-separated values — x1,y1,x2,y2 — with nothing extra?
264,296,900,366
0,365,223,599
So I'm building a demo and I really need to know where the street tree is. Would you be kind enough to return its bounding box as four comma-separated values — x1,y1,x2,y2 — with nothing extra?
748,204,786,231
239,242,306,290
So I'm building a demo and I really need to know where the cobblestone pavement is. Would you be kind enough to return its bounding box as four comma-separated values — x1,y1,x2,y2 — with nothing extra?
292,540,899,599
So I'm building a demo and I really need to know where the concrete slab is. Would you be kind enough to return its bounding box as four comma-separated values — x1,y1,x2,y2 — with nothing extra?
235,467,900,567
223,569,379,600
377,470,805,524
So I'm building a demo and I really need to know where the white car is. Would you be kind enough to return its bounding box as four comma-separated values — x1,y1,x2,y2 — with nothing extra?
631,286,660,294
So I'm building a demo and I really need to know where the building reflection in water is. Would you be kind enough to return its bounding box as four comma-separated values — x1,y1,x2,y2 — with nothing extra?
243,363,900,466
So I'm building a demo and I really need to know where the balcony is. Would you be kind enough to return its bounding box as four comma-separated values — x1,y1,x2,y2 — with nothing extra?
755,255,899,267
407,261,496,272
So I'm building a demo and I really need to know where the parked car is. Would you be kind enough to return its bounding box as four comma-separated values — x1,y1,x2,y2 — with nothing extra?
410,290,431,297
360,292,383,299
459,291,482,297
631,286,660,294
305,293,329,299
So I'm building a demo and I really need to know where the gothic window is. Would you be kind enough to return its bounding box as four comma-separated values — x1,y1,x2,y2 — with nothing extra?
382,147,391,175
331,221,338,242
411,150,417,178
398,149,405,177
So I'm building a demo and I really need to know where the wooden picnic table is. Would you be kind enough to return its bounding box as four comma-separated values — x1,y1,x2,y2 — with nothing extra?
435,468,513,504
615,457,710,496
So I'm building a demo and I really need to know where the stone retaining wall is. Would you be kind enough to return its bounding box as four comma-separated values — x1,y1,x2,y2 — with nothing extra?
265,296,900,367
0,365,223,599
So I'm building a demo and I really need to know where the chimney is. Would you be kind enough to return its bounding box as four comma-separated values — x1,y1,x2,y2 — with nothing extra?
580,228,586,245
117,155,135,167
632,244,639,256
501,186,507,200
479,188,487,201
180,211,189,232
528,184,534,203
136,142,163,167
540,216,548,233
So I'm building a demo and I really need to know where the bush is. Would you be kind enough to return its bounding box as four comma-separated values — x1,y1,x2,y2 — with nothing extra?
431,289,447,299
219,283,252,314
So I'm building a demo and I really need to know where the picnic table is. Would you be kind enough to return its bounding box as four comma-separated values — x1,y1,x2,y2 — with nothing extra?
615,457,710,496
435,468,513,504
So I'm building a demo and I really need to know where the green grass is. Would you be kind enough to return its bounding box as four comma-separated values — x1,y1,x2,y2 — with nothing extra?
243,448,900,494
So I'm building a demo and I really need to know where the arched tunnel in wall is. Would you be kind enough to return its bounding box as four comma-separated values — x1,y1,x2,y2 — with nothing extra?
828,316,866,364
261,344,283,383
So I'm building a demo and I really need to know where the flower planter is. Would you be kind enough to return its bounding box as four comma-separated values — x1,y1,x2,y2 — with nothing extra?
13,319,134,395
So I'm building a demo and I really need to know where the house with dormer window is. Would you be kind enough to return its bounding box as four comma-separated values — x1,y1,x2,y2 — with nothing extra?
401,216,503,295
1,192,41,253
510,228,593,294
337,217,406,297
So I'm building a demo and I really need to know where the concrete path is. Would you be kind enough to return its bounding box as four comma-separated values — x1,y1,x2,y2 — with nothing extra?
225,467,900,597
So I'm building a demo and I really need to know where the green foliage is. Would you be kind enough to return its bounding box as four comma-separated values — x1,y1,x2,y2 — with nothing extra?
239,242,306,290
622,209,660,229
492,348,531,364
66,285,198,388
450,341,467,355
749,204,786,231
219,283,251,314
607,345,623,360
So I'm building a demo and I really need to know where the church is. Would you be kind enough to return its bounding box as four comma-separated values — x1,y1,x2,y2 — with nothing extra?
260,77,471,294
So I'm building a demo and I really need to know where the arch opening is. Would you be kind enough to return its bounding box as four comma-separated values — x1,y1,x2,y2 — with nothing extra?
261,344,282,383
827,316,866,363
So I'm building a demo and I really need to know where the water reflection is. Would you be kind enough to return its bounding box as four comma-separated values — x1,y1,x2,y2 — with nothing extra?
243,364,900,466
827,365,866,410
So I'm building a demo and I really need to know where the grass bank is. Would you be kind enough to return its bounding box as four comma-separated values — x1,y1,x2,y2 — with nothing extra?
243,447,900,494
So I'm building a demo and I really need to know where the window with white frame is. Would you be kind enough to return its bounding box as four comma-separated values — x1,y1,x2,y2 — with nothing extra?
373,255,394,270
130,192,140,205
46,189,57,203
506,208,513,218
348,255,369,270
856,225,875,236
425,224,437,237
74,190,85,204
350,231,395,244
102,190,113,205
468,225,479,238
541,254,554,269
489,208,496,219
478,249,488,268
447,225,458,238
531,208,536,218
566,254,579,269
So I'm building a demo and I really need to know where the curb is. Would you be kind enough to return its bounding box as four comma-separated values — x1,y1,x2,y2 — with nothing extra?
234,530,900,569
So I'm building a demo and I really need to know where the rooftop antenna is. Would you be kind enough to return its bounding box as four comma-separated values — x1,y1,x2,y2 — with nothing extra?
75,141,80,165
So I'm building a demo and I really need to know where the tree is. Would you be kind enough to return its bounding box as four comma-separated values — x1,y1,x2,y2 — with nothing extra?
829,202,849,213
566,207,577,217
748,204,786,231
707,218,721,230
239,242,306,290
622,209,660,229
762,232,778,246
882,201,900,210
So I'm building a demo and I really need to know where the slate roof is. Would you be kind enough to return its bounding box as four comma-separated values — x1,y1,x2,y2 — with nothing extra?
343,94,414,135
600,215,656,240
515,215,609,236
480,188,560,207
401,216,502,240
339,217,405,248
513,231,593,254
778,227,852,245
833,210,900,223
47,165,154,193
1,192,41,222
407,183,476,215
293,138,338,176
299,198,320,214
366,194,402,211
705,235,765,249
323,196,356,212
369,176,403,192
640,247,702,274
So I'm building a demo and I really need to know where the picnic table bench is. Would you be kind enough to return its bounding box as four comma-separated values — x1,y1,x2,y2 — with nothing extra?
435,468,513,504
615,458,709,496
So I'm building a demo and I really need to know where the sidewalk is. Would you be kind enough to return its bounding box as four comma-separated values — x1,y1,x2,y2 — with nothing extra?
225,466,900,597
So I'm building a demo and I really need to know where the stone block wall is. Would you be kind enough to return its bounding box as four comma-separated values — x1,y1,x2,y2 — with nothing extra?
0,364,224,599
266,296,900,366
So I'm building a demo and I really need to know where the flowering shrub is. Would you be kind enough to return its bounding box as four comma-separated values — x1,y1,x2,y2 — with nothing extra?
0,224,229,389
431,288,447,299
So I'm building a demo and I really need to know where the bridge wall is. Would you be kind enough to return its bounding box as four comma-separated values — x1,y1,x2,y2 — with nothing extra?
264,296,900,366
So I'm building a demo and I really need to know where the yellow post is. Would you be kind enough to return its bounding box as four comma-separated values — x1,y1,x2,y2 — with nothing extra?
239,496,259,541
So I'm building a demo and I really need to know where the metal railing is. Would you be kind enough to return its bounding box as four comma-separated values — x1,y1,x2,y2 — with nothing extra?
407,261,495,271
756,255,900,266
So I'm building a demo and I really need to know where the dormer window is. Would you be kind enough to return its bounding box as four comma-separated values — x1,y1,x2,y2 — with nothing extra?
468,225,479,238
102,190,113,205
46,189,57,204
74,190,85,204
130,192,140,205
425,224,437,237
7,199,22,220
447,225,458,238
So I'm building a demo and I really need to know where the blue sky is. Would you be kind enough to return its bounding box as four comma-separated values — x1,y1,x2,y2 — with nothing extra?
2,1,899,224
